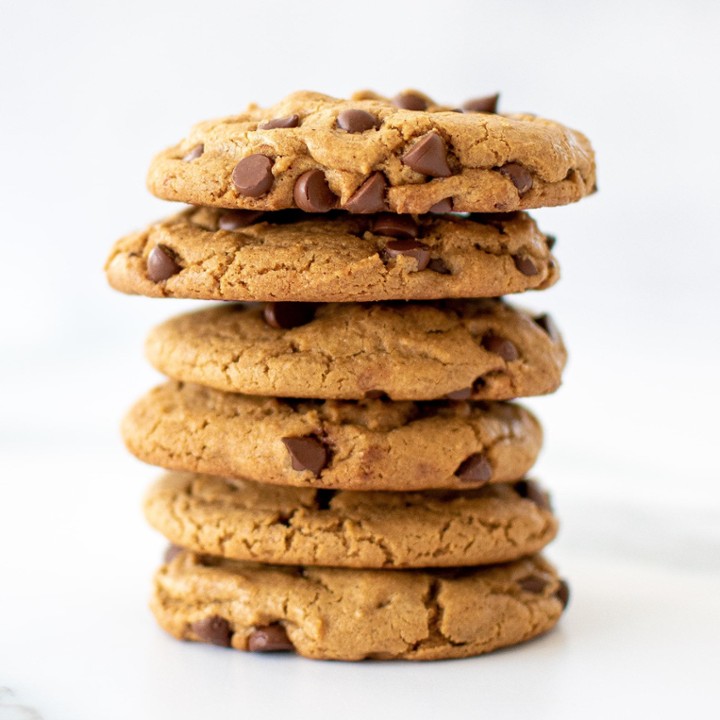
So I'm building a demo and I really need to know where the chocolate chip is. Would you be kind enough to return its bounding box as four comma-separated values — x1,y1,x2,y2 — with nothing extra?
402,132,452,177
232,154,274,197
315,489,336,510
429,198,453,213
337,109,378,133
514,480,551,510
343,173,387,213
259,114,299,130
218,210,265,230
384,239,431,270
293,169,337,212
163,544,183,563
513,255,539,276
247,624,294,652
455,453,493,484
498,163,533,195
147,245,181,282
534,314,561,343
282,436,329,476
364,390,390,400
444,387,472,400
263,302,315,329
545,234,557,251
371,213,418,239
463,94,499,113
482,334,519,361
191,616,232,647
428,258,452,275
518,575,549,594
182,143,204,161
555,579,571,609
393,92,428,111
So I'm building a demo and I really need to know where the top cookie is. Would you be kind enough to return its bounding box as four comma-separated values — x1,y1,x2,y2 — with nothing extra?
147,90,596,214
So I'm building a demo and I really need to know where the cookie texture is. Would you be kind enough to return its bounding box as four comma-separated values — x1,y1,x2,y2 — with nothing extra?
145,300,567,401
147,90,595,214
123,382,542,491
152,550,568,660
105,208,558,302
145,472,558,568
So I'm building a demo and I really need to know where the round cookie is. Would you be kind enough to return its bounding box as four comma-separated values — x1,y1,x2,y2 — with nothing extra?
147,90,595,214
152,550,569,661
145,300,567,401
145,472,558,568
105,208,558,302
123,382,542,491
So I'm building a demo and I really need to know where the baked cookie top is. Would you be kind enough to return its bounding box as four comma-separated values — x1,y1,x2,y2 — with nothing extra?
146,472,557,568
145,300,567,401
152,550,569,660
105,208,558,302
147,90,596,214
123,382,542,491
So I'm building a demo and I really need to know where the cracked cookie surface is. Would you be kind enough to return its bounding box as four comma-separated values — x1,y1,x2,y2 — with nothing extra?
152,550,568,660
145,300,566,401
105,208,558,302
123,382,542,491
146,472,558,568
147,90,595,214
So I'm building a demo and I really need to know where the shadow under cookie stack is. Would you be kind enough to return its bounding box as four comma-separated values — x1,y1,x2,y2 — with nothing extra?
106,89,595,661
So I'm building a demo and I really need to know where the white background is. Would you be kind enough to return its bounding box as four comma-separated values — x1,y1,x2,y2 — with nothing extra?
1,1,719,718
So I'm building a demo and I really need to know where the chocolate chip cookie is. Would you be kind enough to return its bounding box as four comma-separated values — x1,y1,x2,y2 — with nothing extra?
123,382,542,491
146,472,557,568
147,90,596,214
152,549,569,660
105,207,558,302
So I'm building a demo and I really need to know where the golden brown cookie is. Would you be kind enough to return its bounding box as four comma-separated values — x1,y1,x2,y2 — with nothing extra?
147,90,595,214
152,550,569,660
145,300,566,401
105,208,558,302
146,472,557,568
123,383,542,491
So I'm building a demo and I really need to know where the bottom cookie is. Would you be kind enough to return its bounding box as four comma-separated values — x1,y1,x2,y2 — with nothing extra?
152,550,569,661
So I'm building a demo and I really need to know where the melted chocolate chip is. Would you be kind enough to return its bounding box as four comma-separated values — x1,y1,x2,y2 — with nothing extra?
482,334,519,361
337,109,378,133
182,143,204,161
534,314,561,343
384,239,431,270
393,92,428,111
263,302,315,329
371,213,418,239
545,234,557,251
556,579,571,609
259,114,299,130
463,93,499,113
344,173,387,213
232,155,274,197
218,210,265,230
498,163,533,195
191,616,232,647
282,436,329,476
364,390,390,400
429,198,453,213
163,544,183,563
247,624,294,652
147,245,181,282
514,480,551,510
293,169,337,212
428,258,452,275
445,387,473,400
455,453,493,484
518,575,549,594
402,132,452,177
513,255,539,276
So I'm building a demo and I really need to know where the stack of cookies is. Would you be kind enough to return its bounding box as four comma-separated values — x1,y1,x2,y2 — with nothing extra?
106,90,595,661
